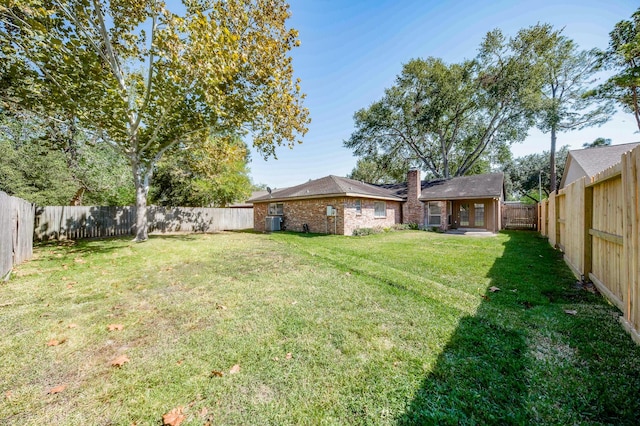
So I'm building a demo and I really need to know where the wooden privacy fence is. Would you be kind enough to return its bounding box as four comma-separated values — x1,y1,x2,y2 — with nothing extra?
539,144,640,344
35,206,253,241
0,191,35,279
501,203,537,230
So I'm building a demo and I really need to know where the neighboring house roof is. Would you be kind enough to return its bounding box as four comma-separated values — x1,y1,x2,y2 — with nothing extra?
249,175,404,203
418,173,504,201
375,180,431,199
559,142,640,188
229,189,285,208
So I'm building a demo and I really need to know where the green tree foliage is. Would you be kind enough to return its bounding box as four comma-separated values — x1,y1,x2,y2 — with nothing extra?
583,137,612,148
598,7,640,131
504,145,569,202
0,112,133,205
347,156,410,184
150,135,251,207
344,25,553,179
0,0,309,241
534,34,612,192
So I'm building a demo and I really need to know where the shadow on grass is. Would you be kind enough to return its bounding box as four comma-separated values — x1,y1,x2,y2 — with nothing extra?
33,233,212,258
397,231,640,425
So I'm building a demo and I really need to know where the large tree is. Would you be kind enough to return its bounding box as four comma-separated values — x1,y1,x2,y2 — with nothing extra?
598,7,640,131
503,145,569,203
150,135,252,207
0,0,308,241
0,111,133,205
344,25,553,179
535,34,611,192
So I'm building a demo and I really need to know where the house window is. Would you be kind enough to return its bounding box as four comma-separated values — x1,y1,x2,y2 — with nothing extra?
475,203,485,227
460,203,470,226
268,202,283,216
374,201,386,217
428,202,441,226
355,200,362,215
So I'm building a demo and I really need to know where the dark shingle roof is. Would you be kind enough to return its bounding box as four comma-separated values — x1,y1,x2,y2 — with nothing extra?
249,175,404,203
559,142,640,188
418,173,504,201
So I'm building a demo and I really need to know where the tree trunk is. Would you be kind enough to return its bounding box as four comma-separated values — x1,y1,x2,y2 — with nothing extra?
70,187,85,206
549,126,557,193
133,162,150,242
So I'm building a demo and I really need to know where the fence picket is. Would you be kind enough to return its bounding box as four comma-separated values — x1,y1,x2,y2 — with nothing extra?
34,206,253,241
539,145,640,344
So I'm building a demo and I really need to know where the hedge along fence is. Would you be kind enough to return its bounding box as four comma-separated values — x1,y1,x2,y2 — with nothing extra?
34,206,254,241
539,144,640,344
0,191,35,279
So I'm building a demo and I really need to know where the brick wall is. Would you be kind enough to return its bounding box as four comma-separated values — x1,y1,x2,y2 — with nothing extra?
253,202,269,232
343,198,401,236
254,197,401,235
402,169,424,225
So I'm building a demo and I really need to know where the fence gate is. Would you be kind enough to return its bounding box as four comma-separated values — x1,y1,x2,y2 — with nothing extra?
501,203,538,230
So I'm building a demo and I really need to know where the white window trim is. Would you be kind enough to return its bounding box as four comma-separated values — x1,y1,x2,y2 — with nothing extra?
268,202,284,216
428,202,441,226
374,201,386,218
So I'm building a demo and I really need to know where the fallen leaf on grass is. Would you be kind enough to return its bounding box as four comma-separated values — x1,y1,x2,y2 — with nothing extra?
210,370,224,378
162,407,185,426
200,407,208,417
481,294,490,301
107,324,124,331
74,257,86,264
110,354,130,367
48,384,67,394
215,304,227,310
489,286,500,292
285,352,293,360
564,309,578,315
5,390,13,399
68,323,78,329
46,339,65,346
229,364,240,374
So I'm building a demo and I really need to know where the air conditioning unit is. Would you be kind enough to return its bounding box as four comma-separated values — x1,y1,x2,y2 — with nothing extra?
265,216,281,231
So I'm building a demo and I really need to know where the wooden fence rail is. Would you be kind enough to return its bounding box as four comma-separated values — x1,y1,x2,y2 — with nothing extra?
539,144,640,344
35,206,253,241
0,191,35,279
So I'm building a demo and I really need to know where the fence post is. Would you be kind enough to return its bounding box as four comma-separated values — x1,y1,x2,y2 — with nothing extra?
583,179,593,283
621,150,639,343
554,192,561,249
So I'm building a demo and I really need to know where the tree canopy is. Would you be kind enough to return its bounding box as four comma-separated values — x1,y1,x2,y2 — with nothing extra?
504,145,569,203
598,7,640,131
344,25,555,180
0,111,133,205
534,33,611,192
0,0,309,240
149,135,252,207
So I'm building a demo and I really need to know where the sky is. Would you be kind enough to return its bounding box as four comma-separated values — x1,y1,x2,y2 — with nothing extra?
248,0,640,189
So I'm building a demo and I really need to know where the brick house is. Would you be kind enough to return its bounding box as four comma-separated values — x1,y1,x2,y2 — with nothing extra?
250,170,504,235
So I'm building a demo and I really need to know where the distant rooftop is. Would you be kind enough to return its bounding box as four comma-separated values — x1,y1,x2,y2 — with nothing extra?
559,142,640,188
249,175,404,202
418,173,504,201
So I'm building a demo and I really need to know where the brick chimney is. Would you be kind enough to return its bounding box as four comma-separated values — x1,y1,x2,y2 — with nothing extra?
403,169,424,225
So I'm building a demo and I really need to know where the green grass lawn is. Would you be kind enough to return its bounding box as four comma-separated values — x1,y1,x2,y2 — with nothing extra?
2,230,640,425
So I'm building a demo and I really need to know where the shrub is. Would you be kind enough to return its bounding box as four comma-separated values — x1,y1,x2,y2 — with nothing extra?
353,227,384,236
